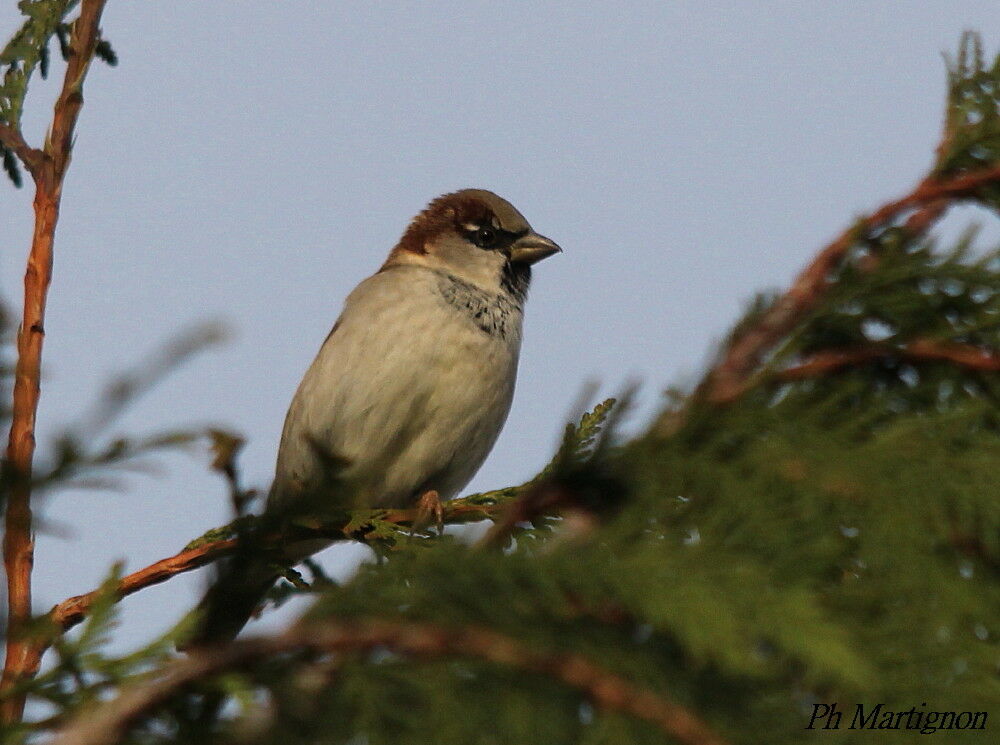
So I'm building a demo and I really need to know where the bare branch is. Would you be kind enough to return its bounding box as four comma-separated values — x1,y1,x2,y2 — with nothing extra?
2,4,120,722
48,1,109,179
51,538,239,632
51,618,729,745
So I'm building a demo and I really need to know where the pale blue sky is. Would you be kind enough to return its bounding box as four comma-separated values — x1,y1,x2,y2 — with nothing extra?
2,2,998,651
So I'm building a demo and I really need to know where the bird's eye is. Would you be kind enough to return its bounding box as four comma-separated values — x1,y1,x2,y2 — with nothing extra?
471,226,497,248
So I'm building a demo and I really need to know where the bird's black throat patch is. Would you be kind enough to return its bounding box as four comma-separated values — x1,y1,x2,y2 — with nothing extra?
500,260,531,304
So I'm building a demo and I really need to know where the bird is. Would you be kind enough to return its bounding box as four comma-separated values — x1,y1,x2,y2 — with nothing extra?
190,189,561,644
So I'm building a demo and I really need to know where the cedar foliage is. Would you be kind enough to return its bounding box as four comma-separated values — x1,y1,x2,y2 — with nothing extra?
1,7,999,744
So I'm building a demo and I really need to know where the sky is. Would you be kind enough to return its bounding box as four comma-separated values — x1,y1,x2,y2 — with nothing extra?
1,2,999,654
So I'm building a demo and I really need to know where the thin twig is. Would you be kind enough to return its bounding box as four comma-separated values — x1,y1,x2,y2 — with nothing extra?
47,4,108,181
705,165,1000,403
51,538,239,631
51,618,729,745
775,340,1000,382
2,1,111,724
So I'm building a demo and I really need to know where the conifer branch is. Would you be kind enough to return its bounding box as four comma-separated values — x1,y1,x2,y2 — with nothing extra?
31,400,611,661
706,163,1000,403
51,618,729,745
20,399,610,692
41,497,508,638
774,340,1000,382
2,0,111,724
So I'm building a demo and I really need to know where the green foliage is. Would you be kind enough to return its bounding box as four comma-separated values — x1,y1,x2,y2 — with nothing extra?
89,350,1000,745
938,32,1000,197
1,144,20,186
0,1,75,125
93,36,115,66
749,227,1000,433
193,397,619,562
0,0,117,186
5,30,1000,745
0,0,75,186
0,567,195,744
552,397,618,466
0,318,226,742
810,228,1000,350
19,323,227,497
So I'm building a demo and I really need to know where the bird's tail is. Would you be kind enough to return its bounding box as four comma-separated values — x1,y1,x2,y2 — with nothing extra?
183,471,344,650
182,558,279,649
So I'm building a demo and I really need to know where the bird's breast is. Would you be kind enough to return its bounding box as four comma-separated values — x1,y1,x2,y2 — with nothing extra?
434,272,525,341
272,267,524,511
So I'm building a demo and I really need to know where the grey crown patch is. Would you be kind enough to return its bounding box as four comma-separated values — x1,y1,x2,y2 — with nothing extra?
436,271,524,339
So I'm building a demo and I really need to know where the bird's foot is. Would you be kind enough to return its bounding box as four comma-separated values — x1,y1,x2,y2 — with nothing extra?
412,489,444,535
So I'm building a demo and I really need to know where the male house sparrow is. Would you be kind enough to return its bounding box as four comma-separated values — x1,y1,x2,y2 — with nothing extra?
192,189,560,643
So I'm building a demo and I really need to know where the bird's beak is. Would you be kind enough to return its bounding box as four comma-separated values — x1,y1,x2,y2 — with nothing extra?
509,233,562,265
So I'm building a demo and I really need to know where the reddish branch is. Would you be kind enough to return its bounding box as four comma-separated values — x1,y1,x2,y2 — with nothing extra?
0,496,511,721
51,618,729,745
44,497,505,635
51,538,239,631
776,340,1000,381
705,165,1000,403
1,1,112,723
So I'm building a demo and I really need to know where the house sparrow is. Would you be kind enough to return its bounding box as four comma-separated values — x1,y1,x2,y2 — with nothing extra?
191,189,560,644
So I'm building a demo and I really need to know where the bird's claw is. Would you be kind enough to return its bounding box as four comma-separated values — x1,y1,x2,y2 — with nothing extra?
412,489,444,535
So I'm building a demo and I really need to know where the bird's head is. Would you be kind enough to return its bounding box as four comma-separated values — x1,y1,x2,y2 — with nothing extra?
383,189,561,295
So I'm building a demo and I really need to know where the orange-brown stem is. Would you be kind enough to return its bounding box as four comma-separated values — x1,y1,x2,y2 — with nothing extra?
1,179,59,723
1,0,110,724
36,498,504,655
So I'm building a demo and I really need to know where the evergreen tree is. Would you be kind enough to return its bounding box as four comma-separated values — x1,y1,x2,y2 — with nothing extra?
1,4,998,744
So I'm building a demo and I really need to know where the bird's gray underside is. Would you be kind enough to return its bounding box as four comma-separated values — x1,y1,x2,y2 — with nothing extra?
270,266,522,512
